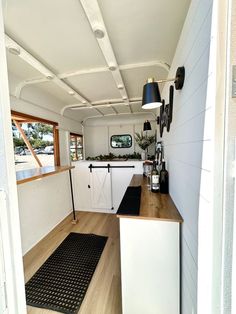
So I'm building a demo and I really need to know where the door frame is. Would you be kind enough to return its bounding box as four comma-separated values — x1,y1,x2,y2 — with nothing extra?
0,2,26,313
197,0,231,313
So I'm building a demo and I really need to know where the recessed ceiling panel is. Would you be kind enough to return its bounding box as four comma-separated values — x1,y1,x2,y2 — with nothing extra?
36,81,78,105
65,72,121,102
6,50,43,80
4,0,106,73
64,108,102,122
115,105,131,114
98,0,190,65
122,66,168,99
98,106,116,115
131,102,156,114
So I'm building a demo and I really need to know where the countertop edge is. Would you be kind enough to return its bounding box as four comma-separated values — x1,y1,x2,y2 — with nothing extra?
16,165,75,185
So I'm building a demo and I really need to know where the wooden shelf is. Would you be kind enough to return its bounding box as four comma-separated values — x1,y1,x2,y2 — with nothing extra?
16,166,75,185
117,174,183,223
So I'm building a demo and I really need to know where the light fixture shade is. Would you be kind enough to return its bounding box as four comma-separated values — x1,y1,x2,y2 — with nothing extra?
142,81,162,109
143,120,152,131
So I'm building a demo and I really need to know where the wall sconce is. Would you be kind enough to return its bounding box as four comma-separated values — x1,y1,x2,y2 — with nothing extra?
159,85,174,137
142,66,185,109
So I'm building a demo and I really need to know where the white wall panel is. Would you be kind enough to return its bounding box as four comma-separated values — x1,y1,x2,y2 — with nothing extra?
84,126,109,157
84,119,156,158
17,172,72,255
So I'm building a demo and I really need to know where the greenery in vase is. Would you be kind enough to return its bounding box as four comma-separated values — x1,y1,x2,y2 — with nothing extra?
134,132,155,151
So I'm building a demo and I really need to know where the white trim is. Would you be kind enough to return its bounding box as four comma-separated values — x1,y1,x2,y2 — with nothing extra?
231,138,236,313
0,3,26,313
197,0,230,313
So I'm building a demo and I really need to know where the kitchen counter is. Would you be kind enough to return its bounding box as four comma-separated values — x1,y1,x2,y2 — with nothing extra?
117,174,183,222
118,174,182,314
16,165,74,185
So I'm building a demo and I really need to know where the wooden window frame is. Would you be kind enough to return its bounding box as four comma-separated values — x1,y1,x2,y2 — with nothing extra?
70,133,83,161
11,110,60,166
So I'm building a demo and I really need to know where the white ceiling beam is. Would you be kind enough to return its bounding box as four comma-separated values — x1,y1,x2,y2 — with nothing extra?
59,66,108,78
91,97,142,105
17,60,169,86
58,60,170,79
61,97,142,115
5,34,104,116
110,106,118,114
13,60,169,96
70,101,141,110
79,0,132,113
82,111,156,124
5,35,55,80
120,60,170,72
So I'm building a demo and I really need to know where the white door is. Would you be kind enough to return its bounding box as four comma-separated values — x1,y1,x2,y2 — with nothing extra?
90,169,112,210
0,1,26,312
0,193,7,314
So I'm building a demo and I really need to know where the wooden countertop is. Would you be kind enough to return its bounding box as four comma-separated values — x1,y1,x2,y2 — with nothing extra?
117,174,183,223
16,165,74,185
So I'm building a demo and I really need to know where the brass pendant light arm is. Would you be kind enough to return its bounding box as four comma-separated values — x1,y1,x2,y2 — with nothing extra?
155,77,176,84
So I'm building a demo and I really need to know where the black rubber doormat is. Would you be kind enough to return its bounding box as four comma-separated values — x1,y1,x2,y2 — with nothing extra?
25,232,108,314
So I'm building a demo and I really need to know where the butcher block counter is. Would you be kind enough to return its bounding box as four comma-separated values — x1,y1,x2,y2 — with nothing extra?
117,174,183,222
118,174,183,314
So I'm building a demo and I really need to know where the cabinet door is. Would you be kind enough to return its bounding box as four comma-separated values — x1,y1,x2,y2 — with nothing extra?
72,163,91,210
90,169,112,209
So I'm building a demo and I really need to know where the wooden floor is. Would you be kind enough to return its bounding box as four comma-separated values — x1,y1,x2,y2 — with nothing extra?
23,211,122,314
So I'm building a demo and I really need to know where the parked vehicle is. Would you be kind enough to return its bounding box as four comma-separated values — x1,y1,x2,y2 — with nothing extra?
44,146,54,155
19,148,30,155
34,148,45,154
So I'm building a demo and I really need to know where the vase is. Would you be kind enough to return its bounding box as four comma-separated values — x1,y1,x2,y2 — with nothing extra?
141,151,146,160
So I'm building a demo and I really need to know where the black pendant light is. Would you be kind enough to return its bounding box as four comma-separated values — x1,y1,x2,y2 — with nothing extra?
143,120,152,131
142,78,162,109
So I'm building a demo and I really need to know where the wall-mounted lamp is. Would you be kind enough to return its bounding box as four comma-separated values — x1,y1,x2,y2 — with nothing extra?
143,120,152,131
142,66,185,109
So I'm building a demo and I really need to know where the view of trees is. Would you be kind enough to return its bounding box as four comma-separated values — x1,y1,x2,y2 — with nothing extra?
12,122,53,150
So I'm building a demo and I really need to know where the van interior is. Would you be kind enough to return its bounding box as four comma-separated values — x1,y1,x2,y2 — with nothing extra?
0,0,235,314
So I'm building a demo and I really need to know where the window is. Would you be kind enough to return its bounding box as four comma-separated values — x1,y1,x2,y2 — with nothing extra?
70,133,83,161
11,111,60,171
110,134,132,148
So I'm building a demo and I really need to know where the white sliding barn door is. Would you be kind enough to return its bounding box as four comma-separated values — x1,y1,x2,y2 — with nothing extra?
90,169,112,210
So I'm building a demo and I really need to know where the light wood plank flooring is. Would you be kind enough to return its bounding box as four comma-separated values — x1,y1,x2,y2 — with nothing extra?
23,211,122,314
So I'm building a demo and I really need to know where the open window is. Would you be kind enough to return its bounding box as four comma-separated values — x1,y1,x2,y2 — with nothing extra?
70,133,83,161
11,111,60,171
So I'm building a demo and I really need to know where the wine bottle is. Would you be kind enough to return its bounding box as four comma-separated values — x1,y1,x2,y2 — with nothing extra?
151,161,159,193
160,160,169,194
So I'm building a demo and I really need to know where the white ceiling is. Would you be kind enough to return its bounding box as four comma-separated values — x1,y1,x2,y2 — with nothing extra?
3,0,190,122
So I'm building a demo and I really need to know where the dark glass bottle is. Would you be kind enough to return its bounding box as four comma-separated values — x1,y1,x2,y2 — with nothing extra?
151,161,159,193
160,161,169,194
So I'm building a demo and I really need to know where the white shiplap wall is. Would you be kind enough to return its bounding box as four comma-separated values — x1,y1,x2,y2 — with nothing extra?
159,0,213,313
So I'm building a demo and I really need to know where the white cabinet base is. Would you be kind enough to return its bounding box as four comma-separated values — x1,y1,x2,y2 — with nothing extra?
72,161,143,213
120,218,180,314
